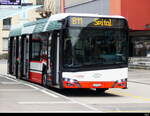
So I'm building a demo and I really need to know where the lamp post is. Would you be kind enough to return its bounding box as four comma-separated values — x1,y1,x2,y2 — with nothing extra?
60,0,65,13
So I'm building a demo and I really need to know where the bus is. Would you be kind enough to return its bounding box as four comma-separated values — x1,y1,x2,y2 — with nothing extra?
8,13,129,92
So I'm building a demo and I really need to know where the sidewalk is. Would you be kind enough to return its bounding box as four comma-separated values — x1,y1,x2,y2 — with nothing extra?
128,69,150,85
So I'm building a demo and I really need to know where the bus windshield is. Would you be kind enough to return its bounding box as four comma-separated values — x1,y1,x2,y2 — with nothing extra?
63,27,128,69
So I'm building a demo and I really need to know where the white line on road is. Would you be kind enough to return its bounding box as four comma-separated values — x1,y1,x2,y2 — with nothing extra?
1,75,100,111
22,83,41,90
18,101,75,105
1,76,59,98
0,89,38,92
40,90,59,98
0,75,18,82
46,89,100,111
22,83,59,98
0,82,21,85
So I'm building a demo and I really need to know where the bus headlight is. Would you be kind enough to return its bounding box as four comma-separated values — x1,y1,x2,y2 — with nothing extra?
63,78,81,88
63,78,78,83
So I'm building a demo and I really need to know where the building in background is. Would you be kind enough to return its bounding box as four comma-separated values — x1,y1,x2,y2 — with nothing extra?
0,0,58,56
37,0,56,18
63,0,150,58
65,0,109,15
110,0,150,58
0,0,150,58
0,0,48,55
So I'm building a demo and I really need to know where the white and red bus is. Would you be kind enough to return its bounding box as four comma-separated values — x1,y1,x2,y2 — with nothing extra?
8,13,129,92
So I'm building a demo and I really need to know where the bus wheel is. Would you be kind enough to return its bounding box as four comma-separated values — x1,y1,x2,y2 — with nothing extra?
42,73,48,87
96,88,108,93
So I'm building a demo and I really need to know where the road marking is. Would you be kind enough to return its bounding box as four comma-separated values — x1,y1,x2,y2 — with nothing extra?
18,101,75,105
16,78,100,111
106,110,150,113
47,89,100,111
22,83,40,90
0,75,18,82
0,89,38,92
108,90,150,102
20,82,59,98
0,82,21,85
24,83,99,111
143,98,150,101
1,75,100,111
1,75,59,98
40,90,59,98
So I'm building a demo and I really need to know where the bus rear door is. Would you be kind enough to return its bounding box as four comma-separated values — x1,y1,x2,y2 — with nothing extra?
11,37,19,77
22,35,31,80
29,35,43,84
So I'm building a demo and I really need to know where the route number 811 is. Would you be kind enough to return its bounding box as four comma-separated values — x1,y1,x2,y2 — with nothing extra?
71,17,83,25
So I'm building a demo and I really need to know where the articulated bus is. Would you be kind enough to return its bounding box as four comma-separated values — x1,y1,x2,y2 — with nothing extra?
8,13,129,92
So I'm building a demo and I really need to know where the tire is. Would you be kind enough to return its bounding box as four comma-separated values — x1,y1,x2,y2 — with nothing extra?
42,73,48,88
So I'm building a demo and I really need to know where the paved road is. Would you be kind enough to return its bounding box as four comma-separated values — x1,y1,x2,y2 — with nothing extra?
1,74,150,113
0,76,101,112
0,60,150,113
0,75,100,112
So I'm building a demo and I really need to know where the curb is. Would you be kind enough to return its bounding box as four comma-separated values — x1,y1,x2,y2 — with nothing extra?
129,65,150,70
129,80,150,85
0,74,16,80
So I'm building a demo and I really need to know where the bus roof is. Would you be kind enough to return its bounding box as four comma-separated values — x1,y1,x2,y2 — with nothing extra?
49,13,125,21
9,13,126,37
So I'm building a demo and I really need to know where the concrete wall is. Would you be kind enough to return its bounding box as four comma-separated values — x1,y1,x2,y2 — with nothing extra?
121,0,150,30
65,0,92,7
110,0,150,30
65,0,110,15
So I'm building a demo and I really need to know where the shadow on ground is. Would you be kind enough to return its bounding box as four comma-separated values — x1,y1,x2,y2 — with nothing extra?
49,88,122,97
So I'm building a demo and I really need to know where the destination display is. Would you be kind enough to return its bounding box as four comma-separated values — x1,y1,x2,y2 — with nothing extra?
0,0,21,5
69,16,127,28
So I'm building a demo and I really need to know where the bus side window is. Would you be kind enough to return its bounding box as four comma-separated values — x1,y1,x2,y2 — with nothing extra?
31,40,41,61
48,34,52,59
64,40,72,64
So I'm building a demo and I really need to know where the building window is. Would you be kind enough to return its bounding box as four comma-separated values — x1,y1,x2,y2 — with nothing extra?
3,18,11,30
3,38,8,51
131,36,150,57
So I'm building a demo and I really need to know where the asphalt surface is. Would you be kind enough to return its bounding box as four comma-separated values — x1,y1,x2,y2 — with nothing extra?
1,59,150,113
0,75,99,112
129,69,150,85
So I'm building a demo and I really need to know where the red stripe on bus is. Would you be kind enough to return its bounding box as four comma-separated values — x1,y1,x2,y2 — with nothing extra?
63,81,127,89
30,72,42,84
30,61,42,63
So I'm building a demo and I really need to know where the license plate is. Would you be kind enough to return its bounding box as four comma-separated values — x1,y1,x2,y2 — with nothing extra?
93,84,102,87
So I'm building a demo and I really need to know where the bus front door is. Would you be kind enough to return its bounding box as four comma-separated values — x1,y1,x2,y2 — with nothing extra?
51,31,62,88
8,37,13,75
